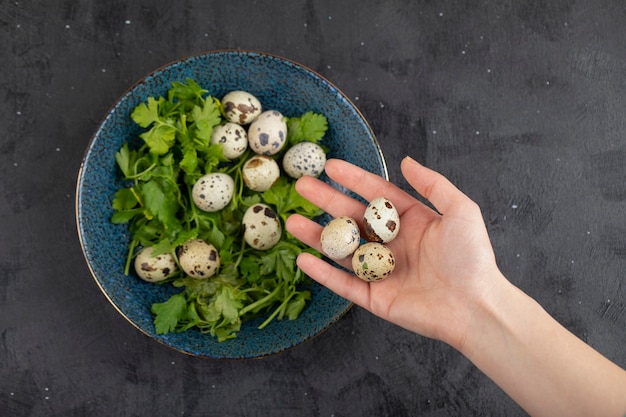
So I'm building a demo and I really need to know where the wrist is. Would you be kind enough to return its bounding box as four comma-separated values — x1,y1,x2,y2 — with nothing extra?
453,269,528,358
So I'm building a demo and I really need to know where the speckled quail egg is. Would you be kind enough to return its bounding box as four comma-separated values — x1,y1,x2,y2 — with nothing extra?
282,141,327,179
221,91,262,125
134,246,178,283
210,122,248,160
242,155,281,192
351,242,395,282
177,239,220,279
320,216,361,260
248,110,288,155
242,203,282,250
192,173,235,212
363,197,400,243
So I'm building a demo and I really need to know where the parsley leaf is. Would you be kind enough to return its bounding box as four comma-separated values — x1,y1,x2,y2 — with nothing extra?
151,293,187,334
131,97,162,128
286,291,311,320
287,111,328,145
131,97,178,155
140,123,177,155
112,187,139,211
113,78,328,342
171,78,208,110
140,179,181,232
191,97,222,143
262,176,322,222
114,143,139,178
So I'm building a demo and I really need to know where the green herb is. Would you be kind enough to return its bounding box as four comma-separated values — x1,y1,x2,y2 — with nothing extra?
111,78,328,341
287,111,329,146
262,176,322,223
151,293,187,334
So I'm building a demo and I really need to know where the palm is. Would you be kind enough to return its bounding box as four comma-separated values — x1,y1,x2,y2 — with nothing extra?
286,158,499,346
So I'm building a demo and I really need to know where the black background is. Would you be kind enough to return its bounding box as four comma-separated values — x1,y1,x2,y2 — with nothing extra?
2,1,625,416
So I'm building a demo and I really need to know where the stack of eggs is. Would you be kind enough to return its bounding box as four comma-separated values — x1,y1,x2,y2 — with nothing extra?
320,197,400,282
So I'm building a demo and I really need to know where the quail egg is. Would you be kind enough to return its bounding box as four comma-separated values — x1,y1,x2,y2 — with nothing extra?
248,110,288,155
192,172,235,212
177,239,220,279
210,122,248,160
363,197,400,243
282,141,327,179
320,216,361,260
351,242,395,282
242,155,281,192
134,246,178,283
221,90,262,125
242,203,282,250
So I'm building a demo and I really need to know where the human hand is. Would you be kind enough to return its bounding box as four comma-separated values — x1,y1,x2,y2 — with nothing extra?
288,157,626,417
286,156,504,349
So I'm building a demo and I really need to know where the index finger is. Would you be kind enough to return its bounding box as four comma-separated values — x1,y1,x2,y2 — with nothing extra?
322,159,418,215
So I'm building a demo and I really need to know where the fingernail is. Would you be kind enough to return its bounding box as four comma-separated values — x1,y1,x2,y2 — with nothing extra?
403,155,418,165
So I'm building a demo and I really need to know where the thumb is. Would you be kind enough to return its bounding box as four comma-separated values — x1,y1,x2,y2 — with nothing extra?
400,156,468,215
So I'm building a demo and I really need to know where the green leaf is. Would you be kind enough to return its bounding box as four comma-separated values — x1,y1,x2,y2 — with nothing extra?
273,242,300,283
286,291,311,320
176,302,202,331
116,78,327,341
140,179,180,231
287,111,328,145
180,147,199,175
258,251,277,276
129,218,162,245
192,97,222,142
114,143,138,178
171,78,208,107
215,286,243,323
131,97,162,128
214,323,240,342
151,293,187,334
112,188,139,211
111,187,143,224
239,256,260,282
204,224,226,249
262,176,322,221
140,123,177,155
202,145,227,174
111,209,143,224
254,241,301,283
151,228,197,257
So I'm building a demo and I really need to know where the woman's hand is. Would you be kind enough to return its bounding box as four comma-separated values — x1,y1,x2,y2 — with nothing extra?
286,156,503,349
287,156,626,417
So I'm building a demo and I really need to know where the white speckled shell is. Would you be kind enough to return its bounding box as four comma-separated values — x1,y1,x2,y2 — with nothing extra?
248,110,287,155
363,197,400,243
320,216,361,260
221,90,262,125
134,246,178,282
242,155,281,192
192,173,235,212
282,141,327,179
210,122,248,160
351,242,395,282
242,204,282,250
177,239,220,279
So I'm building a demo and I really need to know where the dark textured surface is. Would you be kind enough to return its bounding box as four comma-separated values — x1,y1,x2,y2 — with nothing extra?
1,1,625,415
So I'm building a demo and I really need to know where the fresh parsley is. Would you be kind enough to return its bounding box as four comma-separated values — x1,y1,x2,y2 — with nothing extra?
112,78,328,341
287,111,328,145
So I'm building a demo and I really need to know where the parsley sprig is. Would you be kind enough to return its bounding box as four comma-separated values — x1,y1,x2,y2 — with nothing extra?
111,79,327,341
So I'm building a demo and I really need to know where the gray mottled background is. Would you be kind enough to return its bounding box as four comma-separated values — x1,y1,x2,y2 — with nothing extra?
1,0,625,415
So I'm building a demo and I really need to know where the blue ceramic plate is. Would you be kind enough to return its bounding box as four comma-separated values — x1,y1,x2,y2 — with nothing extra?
76,50,387,359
